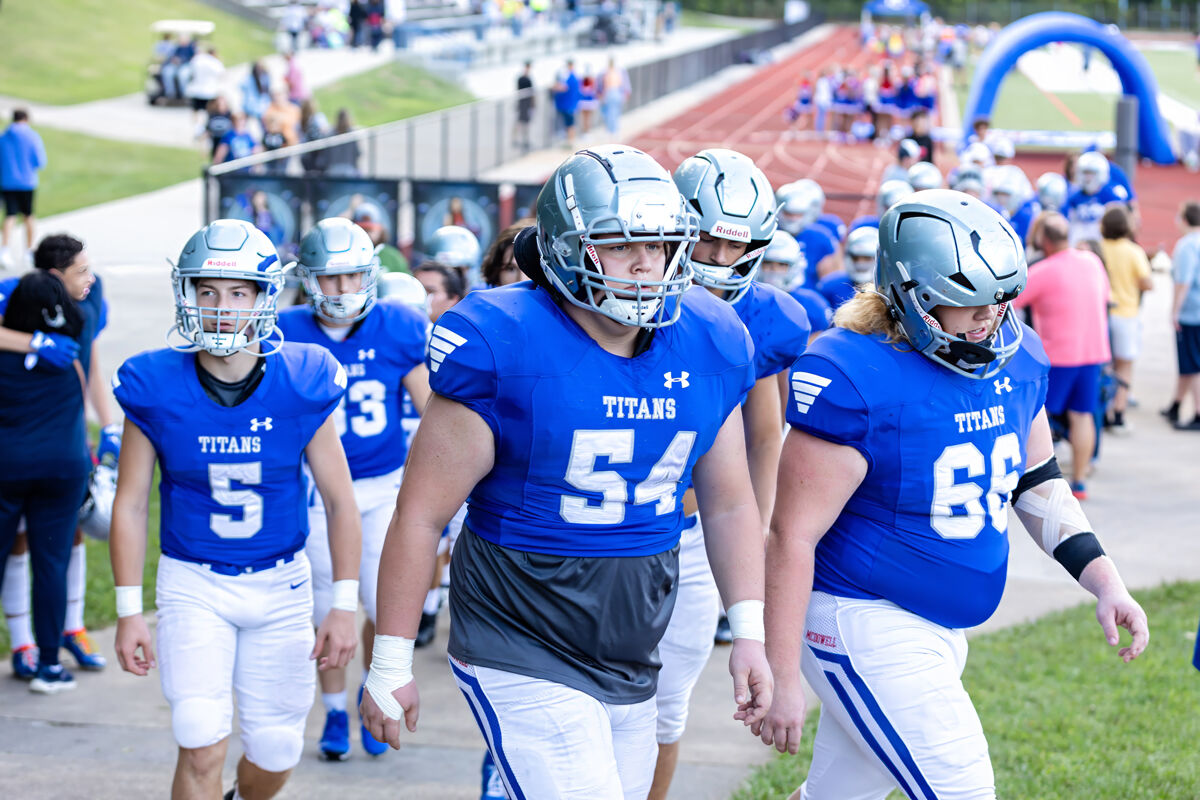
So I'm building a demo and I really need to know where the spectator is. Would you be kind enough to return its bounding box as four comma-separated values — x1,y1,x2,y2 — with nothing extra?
0,271,91,694
285,51,309,105
412,263,464,322
365,0,386,49
480,220,532,288
882,138,921,184
600,57,630,136
212,112,260,165
185,46,225,127
1099,206,1153,433
324,109,360,177
552,60,582,148
1012,213,1111,499
813,67,833,137
281,2,307,51
348,0,367,48
514,61,535,152
299,99,331,173
1164,201,1200,430
577,69,598,136
263,87,302,147
386,0,409,49
202,96,234,161
908,108,935,164
0,110,47,270
261,116,290,175
241,61,272,124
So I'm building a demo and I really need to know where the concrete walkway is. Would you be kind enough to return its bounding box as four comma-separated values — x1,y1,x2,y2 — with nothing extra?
3,20,1198,800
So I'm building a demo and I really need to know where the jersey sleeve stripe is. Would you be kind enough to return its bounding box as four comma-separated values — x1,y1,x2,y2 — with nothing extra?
792,371,833,387
431,325,467,346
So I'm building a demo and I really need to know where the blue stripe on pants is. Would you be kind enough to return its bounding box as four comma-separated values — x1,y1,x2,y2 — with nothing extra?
450,659,527,800
809,646,939,800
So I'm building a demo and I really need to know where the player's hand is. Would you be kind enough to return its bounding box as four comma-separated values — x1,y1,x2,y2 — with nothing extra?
114,614,156,676
28,331,80,371
755,674,808,754
311,608,357,669
728,638,773,729
360,678,420,749
1096,587,1149,662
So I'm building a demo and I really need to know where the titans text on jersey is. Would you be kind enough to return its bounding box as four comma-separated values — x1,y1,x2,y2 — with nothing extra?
786,324,1050,630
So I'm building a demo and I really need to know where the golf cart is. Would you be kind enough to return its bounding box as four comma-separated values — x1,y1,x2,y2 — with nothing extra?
145,19,215,106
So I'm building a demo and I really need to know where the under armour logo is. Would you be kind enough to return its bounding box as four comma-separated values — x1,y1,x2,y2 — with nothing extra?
250,417,273,431
664,371,690,389
994,377,1012,394
358,348,375,361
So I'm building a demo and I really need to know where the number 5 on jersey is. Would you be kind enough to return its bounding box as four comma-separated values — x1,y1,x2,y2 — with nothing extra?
561,429,697,525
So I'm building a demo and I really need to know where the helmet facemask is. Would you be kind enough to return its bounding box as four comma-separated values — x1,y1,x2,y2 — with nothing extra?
171,267,285,357
539,172,698,329
690,223,769,304
299,257,381,325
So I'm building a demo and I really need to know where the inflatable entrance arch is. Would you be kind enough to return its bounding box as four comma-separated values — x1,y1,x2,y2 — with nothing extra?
961,12,1175,164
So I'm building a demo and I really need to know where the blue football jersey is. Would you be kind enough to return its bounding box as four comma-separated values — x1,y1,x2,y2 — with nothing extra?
797,226,838,287
733,281,811,380
786,325,1049,629
788,286,833,333
816,271,856,310
113,344,346,567
428,284,755,557
1009,198,1040,244
277,300,428,479
1062,183,1130,241
816,213,847,243
848,215,879,233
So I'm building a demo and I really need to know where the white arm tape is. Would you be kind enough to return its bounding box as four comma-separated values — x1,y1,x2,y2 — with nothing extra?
331,579,360,613
726,600,766,643
115,585,143,618
1013,477,1093,556
364,634,415,721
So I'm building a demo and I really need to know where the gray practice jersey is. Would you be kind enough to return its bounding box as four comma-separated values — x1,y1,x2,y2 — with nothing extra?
448,526,681,704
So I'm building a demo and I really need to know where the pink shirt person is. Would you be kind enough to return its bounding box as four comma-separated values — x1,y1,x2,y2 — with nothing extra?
1013,246,1111,366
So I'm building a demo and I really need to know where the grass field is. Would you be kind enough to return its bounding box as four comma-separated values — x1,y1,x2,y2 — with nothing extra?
1139,49,1200,108
35,127,206,218
312,60,476,129
0,0,274,105
733,581,1200,799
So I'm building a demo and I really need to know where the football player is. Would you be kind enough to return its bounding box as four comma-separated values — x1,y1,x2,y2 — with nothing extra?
759,229,831,339
646,147,810,800
361,145,772,799
757,191,1149,798
424,224,483,290
276,217,431,761
815,225,877,311
777,179,840,286
109,219,361,800
1061,151,1133,244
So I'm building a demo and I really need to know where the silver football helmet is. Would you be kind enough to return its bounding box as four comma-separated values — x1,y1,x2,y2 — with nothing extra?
536,145,698,328
877,189,1026,380
878,179,915,216
169,219,286,357
759,228,807,291
377,271,431,316
294,217,380,324
1035,172,1068,212
776,179,825,235
1076,151,1110,195
907,161,944,192
78,424,122,542
842,226,878,284
674,148,778,303
427,225,482,287
950,166,985,196
988,165,1028,216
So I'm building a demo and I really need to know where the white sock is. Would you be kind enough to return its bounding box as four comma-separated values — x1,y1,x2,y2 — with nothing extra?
64,544,87,633
322,691,347,713
422,589,441,615
2,553,34,651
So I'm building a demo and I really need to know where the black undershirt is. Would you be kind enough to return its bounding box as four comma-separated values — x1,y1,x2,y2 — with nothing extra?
195,357,267,407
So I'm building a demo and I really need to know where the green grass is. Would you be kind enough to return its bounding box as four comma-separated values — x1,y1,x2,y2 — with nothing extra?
312,60,476,129
954,66,1116,132
679,9,761,33
734,581,1200,799
1139,50,1200,109
35,126,206,218
0,0,274,105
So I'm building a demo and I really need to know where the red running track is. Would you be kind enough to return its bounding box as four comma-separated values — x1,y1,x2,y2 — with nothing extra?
631,25,1195,249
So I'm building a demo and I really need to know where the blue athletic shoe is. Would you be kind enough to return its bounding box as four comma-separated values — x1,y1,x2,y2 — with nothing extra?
358,685,388,756
62,629,107,671
12,645,38,680
319,709,350,761
29,663,76,694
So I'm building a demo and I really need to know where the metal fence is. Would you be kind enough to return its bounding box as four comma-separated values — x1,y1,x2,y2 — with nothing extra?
205,13,824,221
